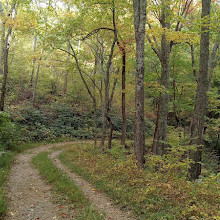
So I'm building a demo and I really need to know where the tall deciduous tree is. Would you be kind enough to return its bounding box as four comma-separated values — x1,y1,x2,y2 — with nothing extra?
148,0,195,155
189,0,211,180
133,0,147,168
0,1,16,111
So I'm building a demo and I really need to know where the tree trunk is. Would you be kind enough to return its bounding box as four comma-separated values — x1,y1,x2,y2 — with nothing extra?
0,1,5,76
93,99,98,148
152,33,170,155
32,61,41,106
189,0,211,180
63,43,70,94
190,44,198,82
99,36,117,148
63,72,68,94
30,35,37,87
0,25,13,111
0,18,5,76
121,47,126,147
112,3,127,148
0,34,9,111
208,35,219,90
108,119,114,149
133,0,147,169
0,3,16,111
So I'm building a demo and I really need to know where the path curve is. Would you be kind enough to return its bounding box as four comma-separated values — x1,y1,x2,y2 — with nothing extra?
4,142,74,220
4,142,136,220
50,150,135,220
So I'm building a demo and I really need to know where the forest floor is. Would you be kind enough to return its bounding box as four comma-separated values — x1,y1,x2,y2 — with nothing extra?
3,142,134,220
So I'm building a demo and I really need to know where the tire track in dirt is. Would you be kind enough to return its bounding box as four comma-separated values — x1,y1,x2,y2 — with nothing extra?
4,143,74,220
50,150,135,220
4,142,136,220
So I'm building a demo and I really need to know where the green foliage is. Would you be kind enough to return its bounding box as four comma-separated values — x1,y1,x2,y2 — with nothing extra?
0,112,20,151
0,152,14,217
32,152,104,220
145,142,198,178
106,141,127,160
12,104,95,141
59,144,220,219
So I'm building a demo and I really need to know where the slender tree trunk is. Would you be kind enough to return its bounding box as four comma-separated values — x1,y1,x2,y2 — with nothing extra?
99,36,117,148
63,44,70,94
63,72,68,94
30,35,37,87
93,99,98,148
0,2,5,76
93,58,98,148
151,0,171,155
189,0,211,180
106,72,118,150
108,119,114,149
0,25,13,111
133,0,147,168
112,2,127,147
152,102,160,154
0,22,5,76
32,61,41,106
190,44,198,82
0,3,16,111
208,36,219,90
121,47,126,146
152,33,170,155
157,34,170,154
0,33,10,111
100,81,110,148
67,43,99,148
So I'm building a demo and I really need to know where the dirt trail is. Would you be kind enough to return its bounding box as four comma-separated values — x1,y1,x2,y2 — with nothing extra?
4,143,73,220
4,142,135,220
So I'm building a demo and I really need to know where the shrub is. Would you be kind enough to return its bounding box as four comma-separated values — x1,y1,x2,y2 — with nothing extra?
0,112,20,151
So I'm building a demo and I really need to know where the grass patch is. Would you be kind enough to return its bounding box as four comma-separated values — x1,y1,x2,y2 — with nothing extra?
59,143,220,220
32,152,105,220
0,152,14,217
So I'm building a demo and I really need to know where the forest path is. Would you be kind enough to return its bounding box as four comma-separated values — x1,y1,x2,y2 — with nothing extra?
4,142,135,220
4,142,74,220
50,150,135,220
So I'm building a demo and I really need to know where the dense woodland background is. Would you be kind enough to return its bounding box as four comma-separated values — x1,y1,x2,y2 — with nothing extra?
0,0,219,179
0,0,220,219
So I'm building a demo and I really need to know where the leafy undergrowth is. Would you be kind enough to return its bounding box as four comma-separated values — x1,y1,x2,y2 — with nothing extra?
0,152,14,217
59,143,220,220
32,152,105,220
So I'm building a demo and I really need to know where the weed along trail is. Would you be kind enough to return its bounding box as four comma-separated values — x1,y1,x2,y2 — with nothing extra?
50,151,135,220
4,142,135,220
